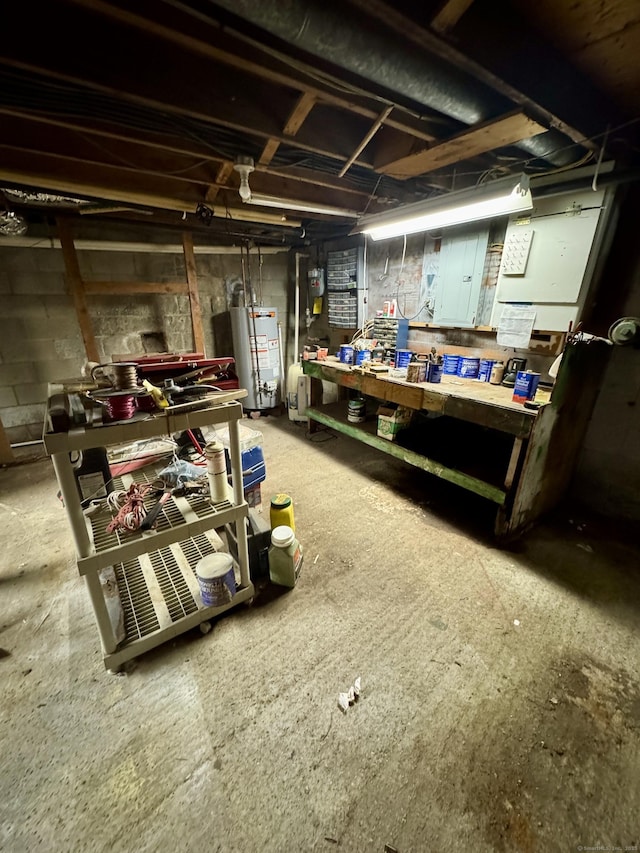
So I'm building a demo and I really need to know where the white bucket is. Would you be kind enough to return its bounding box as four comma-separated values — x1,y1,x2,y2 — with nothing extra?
196,553,236,607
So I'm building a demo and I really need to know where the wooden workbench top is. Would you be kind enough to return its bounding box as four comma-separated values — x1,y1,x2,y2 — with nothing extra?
303,360,540,438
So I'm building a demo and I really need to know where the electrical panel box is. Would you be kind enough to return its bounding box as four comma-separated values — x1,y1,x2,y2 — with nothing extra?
434,226,489,327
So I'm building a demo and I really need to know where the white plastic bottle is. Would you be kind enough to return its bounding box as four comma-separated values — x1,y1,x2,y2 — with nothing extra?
268,525,303,588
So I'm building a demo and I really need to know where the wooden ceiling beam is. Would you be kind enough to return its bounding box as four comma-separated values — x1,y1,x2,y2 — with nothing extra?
61,0,439,144
0,108,375,200
0,154,302,227
206,162,234,204
431,0,476,34
339,105,393,178
347,0,616,147
376,111,547,178
259,92,318,168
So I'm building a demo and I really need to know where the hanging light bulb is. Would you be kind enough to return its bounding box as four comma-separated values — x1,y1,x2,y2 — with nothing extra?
233,156,255,203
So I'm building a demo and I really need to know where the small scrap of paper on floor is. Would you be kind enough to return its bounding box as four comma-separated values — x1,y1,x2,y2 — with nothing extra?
338,676,362,713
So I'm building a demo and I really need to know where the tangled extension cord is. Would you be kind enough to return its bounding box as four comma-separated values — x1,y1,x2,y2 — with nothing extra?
106,482,154,533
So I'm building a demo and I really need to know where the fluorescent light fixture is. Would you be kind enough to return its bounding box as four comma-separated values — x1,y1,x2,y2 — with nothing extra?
247,193,359,218
358,178,533,241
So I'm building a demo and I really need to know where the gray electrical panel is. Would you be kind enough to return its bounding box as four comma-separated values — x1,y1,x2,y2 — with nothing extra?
434,226,489,327
230,307,280,411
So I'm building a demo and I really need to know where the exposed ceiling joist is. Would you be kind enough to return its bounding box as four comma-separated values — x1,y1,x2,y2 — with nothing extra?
377,111,547,178
346,0,619,147
0,160,302,227
60,0,441,145
431,0,476,34
339,106,393,178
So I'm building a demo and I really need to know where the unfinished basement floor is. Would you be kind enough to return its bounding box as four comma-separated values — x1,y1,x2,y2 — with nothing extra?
1,415,639,853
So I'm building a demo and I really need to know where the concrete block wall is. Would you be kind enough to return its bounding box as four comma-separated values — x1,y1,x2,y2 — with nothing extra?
0,240,289,445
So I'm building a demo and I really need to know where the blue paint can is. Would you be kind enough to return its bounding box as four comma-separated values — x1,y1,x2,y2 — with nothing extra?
355,349,371,365
196,553,236,608
339,344,354,365
442,354,460,375
457,357,480,379
428,362,442,383
477,359,495,382
395,349,412,368
512,371,541,403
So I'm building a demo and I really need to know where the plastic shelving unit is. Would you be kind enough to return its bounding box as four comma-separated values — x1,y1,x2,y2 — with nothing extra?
43,400,253,671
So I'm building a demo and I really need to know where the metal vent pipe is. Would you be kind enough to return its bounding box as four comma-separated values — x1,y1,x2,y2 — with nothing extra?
205,0,577,166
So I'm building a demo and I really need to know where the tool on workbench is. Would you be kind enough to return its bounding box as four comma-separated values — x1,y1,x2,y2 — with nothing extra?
139,489,172,531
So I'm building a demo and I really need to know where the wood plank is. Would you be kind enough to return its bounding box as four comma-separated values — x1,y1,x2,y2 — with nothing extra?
258,139,281,168
83,281,189,295
498,342,609,538
60,0,439,145
0,417,14,464
378,111,547,178
339,105,393,178
306,405,506,505
432,0,476,33
0,159,301,227
283,92,317,136
303,360,535,437
206,162,233,203
182,232,205,356
57,217,99,363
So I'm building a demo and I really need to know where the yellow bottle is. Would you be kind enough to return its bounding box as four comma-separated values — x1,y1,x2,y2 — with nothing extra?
270,493,295,532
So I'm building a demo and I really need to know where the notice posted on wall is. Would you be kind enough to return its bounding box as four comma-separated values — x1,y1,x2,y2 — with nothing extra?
496,304,537,348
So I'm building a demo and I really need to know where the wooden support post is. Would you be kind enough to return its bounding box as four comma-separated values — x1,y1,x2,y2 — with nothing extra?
0,416,14,464
182,232,205,356
57,217,99,363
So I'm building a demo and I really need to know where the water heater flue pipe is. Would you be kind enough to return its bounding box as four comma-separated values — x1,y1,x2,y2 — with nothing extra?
294,252,301,362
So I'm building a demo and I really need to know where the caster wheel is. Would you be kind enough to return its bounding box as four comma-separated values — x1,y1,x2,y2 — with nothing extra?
199,621,212,635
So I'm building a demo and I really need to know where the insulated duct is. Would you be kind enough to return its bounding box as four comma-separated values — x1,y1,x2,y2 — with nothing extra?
204,0,577,166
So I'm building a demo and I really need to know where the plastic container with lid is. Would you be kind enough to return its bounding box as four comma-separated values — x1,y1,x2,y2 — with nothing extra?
196,552,236,607
268,525,303,588
270,493,295,531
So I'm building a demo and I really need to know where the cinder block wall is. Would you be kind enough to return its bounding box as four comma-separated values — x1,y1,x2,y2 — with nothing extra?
0,235,289,444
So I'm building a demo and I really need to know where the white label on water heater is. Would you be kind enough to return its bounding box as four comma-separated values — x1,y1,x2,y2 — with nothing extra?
78,472,106,501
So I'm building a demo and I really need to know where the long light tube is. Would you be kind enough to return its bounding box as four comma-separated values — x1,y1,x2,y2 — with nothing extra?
359,181,533,241
247,194,359,218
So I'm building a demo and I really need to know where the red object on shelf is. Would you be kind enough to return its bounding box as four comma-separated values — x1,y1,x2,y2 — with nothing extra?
117,353,239,391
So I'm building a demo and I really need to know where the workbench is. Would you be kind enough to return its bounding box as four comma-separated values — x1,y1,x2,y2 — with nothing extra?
303,343,607,537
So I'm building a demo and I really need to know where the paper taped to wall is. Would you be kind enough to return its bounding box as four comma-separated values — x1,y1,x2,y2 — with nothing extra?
497,305,536,348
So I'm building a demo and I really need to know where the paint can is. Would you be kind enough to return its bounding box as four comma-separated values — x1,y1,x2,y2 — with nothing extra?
512,371,541,403
355,349,371,365
442,354,460,375
457,357,480,379
395,349,412,368
196,552,236,607
406,361,427,383
428,362,442,383
339,344,354,365
347,397,366,423
477,359,495,382
489,361,505,385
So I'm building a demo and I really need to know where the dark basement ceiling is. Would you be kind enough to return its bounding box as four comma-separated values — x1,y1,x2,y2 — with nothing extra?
0,0,638,244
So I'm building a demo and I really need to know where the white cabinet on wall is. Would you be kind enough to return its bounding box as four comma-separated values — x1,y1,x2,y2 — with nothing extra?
490,188,612,331
433,226,489,327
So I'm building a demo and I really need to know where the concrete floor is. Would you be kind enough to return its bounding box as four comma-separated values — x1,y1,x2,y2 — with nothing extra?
1,414,639,853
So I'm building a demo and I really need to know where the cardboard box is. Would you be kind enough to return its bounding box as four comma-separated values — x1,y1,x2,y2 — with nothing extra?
376,405,413,441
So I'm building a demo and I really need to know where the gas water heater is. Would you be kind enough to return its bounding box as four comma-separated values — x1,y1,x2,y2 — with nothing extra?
230,306,281,411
